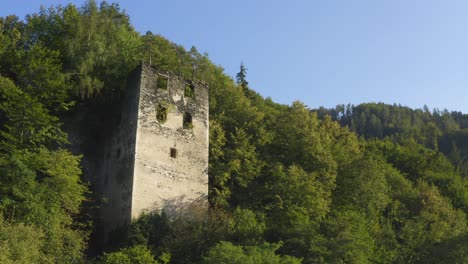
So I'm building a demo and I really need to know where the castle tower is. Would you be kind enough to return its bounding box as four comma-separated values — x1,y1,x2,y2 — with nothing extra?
99,63,209,232
131,63,209,218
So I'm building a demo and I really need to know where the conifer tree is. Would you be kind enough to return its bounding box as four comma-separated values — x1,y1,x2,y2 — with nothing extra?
236,62,249,90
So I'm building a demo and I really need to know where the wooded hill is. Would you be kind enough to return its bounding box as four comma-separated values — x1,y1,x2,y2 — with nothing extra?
0,1,467,263
315,103,468,178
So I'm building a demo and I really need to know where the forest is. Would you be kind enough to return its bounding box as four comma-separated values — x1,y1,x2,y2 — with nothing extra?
0,1,467,263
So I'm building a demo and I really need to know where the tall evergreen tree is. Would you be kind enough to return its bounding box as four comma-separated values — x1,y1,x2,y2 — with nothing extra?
236,62,249,90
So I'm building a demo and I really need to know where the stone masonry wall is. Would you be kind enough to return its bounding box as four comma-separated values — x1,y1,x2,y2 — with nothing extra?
66,63,208,250
131,64,209,218
99,65,142,231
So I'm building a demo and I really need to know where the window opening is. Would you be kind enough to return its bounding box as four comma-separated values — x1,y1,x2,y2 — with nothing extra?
156,76,168,90
184,83,195,98
156,104,168,123
170,148,177,158
183,112,193,129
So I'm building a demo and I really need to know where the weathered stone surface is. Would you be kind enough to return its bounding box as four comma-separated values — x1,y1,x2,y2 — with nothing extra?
65,63,209,251
97,63,209,234
131,64,209,219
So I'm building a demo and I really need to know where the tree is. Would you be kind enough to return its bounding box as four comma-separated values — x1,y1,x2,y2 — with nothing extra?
100,245,160,264
322,210,377,264
227,207,266,244
0,77,88,262
202,241,302,264
0,216,51,264
236,62,249,90
25,0,142,99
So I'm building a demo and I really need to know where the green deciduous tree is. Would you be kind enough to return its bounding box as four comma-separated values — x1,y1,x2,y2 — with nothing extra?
0,77,87,262
0,216,51,264
203,241,302,264
100,245,161,264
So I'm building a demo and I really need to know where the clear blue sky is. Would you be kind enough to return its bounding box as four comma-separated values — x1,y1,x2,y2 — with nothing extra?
2,0,468,112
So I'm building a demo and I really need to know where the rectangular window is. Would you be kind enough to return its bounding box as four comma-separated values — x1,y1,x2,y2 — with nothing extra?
183,112,193,129
184,83,195,98
156,104,168,123
170,148,177,158
156,76,168,90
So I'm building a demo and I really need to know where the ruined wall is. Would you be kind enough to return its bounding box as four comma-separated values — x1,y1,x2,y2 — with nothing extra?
72,63,209,246
64,65,144,250
131,64,209,218
98,65,142,230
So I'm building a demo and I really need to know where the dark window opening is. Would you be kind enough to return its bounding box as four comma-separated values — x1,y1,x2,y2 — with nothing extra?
116,148,122,158
184,83,195,98
156,104,168,123
156,76,168,90
183,112,193,129
170,148,177,158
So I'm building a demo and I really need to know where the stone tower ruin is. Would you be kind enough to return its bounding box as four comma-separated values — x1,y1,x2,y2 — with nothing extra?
98,63,209,232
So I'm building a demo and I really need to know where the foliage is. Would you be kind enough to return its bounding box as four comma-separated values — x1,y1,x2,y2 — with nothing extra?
100,245,159,264
202,241,302,264
0,216,51,264
235,62,249,90
24,1,142,99
1,1,467,263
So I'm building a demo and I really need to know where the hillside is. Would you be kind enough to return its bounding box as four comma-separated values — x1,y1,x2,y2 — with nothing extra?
315,103,468,178
0,1,467,263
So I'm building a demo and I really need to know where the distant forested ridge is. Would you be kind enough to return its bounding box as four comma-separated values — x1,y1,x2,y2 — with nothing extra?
314,103,468,178
0,1,467,263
